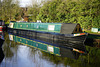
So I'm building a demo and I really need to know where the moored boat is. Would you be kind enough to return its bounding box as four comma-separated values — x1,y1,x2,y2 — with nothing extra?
8,21,87,45
0,20,6,32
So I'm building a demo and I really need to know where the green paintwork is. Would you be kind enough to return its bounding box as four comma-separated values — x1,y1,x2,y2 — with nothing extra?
10,22,62,33
12,35,61,56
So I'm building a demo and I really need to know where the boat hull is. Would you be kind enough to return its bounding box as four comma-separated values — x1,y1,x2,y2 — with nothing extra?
8,28,87,46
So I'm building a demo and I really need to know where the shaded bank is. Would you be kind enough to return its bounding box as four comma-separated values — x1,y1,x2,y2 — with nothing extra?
85,34,100,46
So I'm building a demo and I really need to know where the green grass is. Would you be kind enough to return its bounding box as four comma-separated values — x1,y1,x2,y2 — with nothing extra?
87,35,100,39
83,30,100,39
85,30,100,35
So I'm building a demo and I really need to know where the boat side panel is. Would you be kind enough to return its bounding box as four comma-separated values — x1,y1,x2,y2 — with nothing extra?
11,22,62,33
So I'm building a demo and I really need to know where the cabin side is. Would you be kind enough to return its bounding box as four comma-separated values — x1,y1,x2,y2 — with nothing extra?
9,22,62,33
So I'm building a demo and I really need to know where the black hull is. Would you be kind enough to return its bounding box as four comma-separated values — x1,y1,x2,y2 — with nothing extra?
8,28,87,46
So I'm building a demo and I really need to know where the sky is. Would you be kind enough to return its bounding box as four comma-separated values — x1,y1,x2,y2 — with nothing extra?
19,0,46,7
19,0,32,7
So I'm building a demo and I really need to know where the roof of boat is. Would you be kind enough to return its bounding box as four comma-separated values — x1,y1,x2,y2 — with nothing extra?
60,23,78,34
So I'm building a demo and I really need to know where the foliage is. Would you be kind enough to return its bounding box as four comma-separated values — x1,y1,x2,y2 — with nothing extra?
27,5,40,22
92,16,100,28
0,0,22,22
28,0,100,29
0,0,100,29
36,0,62,22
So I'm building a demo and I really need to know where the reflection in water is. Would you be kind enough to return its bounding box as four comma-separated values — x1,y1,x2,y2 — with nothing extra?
0,32,5,63
0,48,4,63
0,39,4,48
8,33,86,59
0,32,4,48
0,32,100,67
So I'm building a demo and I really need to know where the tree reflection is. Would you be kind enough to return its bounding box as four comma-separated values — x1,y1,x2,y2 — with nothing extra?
40,46,100,67
2,32,19,59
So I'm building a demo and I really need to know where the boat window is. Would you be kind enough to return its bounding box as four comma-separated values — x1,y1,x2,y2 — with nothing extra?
75,28,77,32
79,28,81,32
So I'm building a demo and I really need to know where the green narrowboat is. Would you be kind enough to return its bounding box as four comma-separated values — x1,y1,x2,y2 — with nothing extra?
8,21,87,45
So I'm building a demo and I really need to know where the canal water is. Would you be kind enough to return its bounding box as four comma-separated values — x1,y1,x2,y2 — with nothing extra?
0,32,100,67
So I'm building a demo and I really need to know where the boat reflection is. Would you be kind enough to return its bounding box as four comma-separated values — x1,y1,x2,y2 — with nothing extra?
0,48,4,63
0,32,5,63
0,32,4,48
8,33,86,59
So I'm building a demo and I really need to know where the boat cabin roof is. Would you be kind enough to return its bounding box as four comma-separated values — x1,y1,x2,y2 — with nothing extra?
60,23,82,34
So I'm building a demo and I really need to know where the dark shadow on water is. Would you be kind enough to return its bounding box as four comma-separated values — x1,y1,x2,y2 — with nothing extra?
0,32,5,48
0,38,5,63
0,32,5,63
0,48,4,63
0,39,4,48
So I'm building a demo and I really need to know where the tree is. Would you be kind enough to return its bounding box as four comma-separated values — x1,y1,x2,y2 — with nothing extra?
37,0,62,22
27,4,40,22
0,0,20,22
28,0,100,29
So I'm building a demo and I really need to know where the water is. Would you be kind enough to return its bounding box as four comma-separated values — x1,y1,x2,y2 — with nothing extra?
0,32,100,67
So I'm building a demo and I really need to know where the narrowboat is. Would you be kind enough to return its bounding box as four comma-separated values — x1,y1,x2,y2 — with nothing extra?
8,21,87,45
9,33,86,59
0,20,6,32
